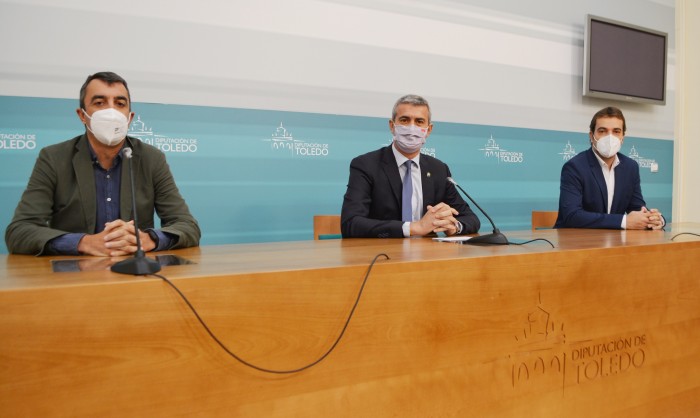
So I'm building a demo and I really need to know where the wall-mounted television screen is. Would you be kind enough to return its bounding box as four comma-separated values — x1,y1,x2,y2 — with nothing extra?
583,14,667,105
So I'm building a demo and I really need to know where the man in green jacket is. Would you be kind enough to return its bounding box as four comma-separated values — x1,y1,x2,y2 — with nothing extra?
5,71,200,256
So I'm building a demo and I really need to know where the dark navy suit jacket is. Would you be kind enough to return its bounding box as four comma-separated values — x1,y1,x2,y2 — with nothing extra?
555,148,646,229
341,146,480,238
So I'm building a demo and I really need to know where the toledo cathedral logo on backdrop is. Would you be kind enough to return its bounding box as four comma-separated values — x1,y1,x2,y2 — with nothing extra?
128,115,199,153
262,122,330,157
478,135,524,164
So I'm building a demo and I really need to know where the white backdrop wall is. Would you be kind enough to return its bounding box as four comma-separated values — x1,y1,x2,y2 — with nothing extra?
0,0,675,138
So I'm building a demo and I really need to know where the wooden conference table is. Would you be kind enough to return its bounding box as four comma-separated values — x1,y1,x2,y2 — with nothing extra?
1,224,700,417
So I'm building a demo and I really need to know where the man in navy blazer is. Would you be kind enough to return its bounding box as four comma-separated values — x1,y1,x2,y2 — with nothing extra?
341,95,480,238
555,106,664,230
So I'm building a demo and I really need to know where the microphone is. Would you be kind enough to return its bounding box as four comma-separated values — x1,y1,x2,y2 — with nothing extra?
111,147,162,275
447,177,508,245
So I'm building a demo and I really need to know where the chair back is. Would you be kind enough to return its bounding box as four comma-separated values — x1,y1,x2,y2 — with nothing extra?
313,215,341,240
531,211,558,230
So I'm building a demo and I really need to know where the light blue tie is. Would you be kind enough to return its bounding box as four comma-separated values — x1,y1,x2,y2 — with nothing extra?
402,160,413,222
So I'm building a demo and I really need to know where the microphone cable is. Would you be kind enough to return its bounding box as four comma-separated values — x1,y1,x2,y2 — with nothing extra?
670,232,700,241
504,229,700,248
509,229,700,248
152,253,390,374
506,238,555,248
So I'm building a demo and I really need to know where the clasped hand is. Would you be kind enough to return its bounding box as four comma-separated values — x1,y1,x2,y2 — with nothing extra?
627,206,664,230
77,220,156,256
410,202,460,236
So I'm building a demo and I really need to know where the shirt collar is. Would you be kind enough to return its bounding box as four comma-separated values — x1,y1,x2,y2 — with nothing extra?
87,139,124,170
392,143,421,168
592,148,620,171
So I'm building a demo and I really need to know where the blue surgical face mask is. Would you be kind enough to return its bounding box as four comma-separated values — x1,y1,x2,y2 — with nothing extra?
393,124,428,154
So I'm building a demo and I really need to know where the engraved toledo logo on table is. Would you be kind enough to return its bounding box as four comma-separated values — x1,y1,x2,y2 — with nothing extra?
509,293,648,393
262,122,329,157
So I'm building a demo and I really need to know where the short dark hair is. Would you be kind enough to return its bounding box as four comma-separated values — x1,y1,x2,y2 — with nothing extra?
392,94,431,123
589,106,626,134
79,71,130,110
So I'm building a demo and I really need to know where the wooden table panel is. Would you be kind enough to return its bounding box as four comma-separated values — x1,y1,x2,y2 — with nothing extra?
2,224,700,417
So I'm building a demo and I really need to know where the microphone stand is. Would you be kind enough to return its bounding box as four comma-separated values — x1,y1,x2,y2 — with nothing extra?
447,177,509,245
111,147,162,275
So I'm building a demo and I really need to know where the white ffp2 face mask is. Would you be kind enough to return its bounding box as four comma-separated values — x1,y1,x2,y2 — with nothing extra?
83,108,130,146
593,134,622,158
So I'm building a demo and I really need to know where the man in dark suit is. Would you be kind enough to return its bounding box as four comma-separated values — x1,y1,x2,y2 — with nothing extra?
555,106,664,229
341,94,480,238
5,71,200,255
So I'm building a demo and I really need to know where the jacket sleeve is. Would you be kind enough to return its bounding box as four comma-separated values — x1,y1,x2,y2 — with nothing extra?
626,163,646,213
146,151,201,249
443,166,480,235
340,156,404,238
5,148,69,255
